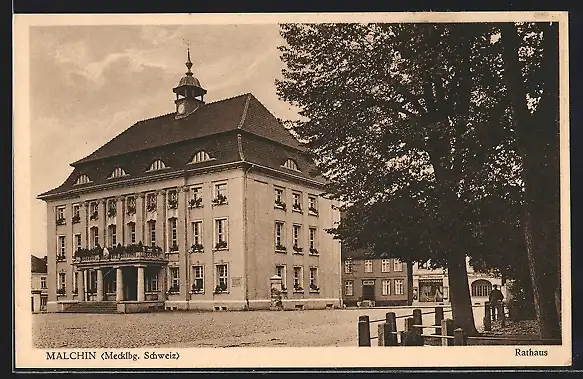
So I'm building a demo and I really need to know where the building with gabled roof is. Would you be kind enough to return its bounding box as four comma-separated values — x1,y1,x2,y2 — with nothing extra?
38,50,342,313
31,255,48,312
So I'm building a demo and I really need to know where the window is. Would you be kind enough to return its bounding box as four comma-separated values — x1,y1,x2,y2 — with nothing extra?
56,206,65,224
393,259,403,272
169,218,178,250
40,297,48,310
105,272,116,293
283,159,299,171
192,221,203,248
74,234,82,252
58,273,66,291
364,260,373,273
192,265,204,292
108,225,117,248
127,222,136,244
274,187,286,209
293,267,303,290
107,199,117,218
90,202,99,219
74,174,91,185
381,259,391,273
72,204,80,219
90,227,99,248
191,151,211,163
345,281,354,296
126,196,136,215
148,221,156,246
471,280,492,297
275,265,287,289
309,227,317,252
309,267,319,291
344,260,353,274
213,183,227,204
275,222,284,249
169,267,180,292
308,196,318,214
146,193,157,212
149,159,167,171
394,279,404,295
292,224,302,252
145,269,158,292
192,186,202,200
57,236,66,258
292,192,302,211
88,270,97,293
382,280,391,295
167,189,178,209
40,276,47,289
108,167,127,178
215,218,227,249
216,264,228,292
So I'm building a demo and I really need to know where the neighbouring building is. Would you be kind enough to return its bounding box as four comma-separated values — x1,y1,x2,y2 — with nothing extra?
31,255,48,313
341,249,413,307
412,258,505,306
37,50,342,313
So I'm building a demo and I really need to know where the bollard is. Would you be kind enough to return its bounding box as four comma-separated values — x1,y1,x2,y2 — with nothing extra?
454,328,467,346
434,306,444,335
412,309,423,330
378,323,391,346
405,317,414,332
385,312,398,346
411,309,424,345
358,315,371,346
484,302,492,331
441,319,454,346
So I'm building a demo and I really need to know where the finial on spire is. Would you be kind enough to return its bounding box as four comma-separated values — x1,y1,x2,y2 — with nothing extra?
185,47,193,75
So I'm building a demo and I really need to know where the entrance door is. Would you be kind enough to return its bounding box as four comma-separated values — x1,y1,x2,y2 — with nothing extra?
362,285,375,301
124,267,138,301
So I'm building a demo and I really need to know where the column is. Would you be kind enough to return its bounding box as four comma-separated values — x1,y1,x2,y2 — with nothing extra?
96,268,104,301
137,265,145,302
116,266,123,302
137,193,145,244
83,270,88,301
77,269,85,301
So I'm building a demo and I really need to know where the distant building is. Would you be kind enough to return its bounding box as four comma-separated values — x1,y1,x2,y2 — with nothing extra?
412,258,505,305
37,50,342,313
31,255,48,312
341,248,413,307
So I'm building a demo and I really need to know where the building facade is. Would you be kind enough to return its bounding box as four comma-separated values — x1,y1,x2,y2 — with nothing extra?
341,251,413,307
412,258,505,306
38,51,342,313
31,255,48,313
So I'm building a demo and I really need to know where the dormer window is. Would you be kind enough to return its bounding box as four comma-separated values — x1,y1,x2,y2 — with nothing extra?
108,167,128,179
74,174,92,185
283,159,299,171
148,160,167,171
190,151,212,164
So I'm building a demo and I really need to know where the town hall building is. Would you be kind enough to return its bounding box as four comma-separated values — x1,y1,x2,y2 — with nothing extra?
38,50,342,313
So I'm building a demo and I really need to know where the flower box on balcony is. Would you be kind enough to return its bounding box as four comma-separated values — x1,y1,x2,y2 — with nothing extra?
89,211,99,221
274,200,287,210
56,288,66,296
191,284,204,294
126,205,136,215
214,241,228,250
292,204,302,213
167,199,178,209
56,218,66,226
293,245,304,254
211,194,228,206
107,208,117,218
191,243,204,253
166,285,180,295
169,244,179,252
188,198,203,209
293,284,304,293
71,214,81,224
214,284,228,294
308,207,319,216
309,248,319,255
275,244,287,253
56,255,66,262
310,284,320,293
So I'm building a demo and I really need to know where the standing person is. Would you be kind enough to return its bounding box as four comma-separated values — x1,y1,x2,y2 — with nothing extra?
489,284,504,320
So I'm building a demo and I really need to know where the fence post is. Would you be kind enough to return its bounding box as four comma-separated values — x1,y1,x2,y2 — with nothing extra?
454,328,467,346
483,302,491,331
385,312,398,346
358,315,371,347
378,323,391,346
441,319,454,346
434,306,444,335
499,303,506,327
412,308,423,345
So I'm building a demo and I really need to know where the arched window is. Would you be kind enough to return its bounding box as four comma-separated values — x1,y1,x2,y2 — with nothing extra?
148,159,167,171
471,279,492,297
74,174,92,185
108,167,127,179
190,151,211,164
282,159,299,171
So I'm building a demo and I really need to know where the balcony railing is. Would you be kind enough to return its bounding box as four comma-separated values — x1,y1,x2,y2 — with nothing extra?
74,244,166,263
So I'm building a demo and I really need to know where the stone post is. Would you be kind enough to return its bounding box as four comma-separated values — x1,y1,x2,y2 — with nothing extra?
96,268,104,301
358,315,371,347
137,265,145,302
116,266,123,302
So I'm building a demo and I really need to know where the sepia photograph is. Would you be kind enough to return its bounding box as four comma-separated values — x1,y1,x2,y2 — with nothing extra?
13,12,571,369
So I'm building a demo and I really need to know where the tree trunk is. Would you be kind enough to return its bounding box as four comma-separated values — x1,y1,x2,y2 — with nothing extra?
500,23,561,340
447,249,478,336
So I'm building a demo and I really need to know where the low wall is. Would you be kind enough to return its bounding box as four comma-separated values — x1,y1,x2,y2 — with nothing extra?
117,301,165,313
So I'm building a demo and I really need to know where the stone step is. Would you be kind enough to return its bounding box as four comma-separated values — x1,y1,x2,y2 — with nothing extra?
63,302,118,314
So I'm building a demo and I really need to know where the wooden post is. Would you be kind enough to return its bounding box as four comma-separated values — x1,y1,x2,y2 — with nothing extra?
412,308,422,329
405,317,414,332
412,309,423,345
441,319,454,346
385,312,398,346
378,323,391,346
454,328,467,346
435,306,444,335
499,303,506,327
484,302,492,331
358,315,371,347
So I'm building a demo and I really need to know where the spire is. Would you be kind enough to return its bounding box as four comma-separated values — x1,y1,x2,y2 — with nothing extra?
185,48,193,76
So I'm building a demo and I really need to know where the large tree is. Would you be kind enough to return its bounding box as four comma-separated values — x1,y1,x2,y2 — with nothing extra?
276,23,518,336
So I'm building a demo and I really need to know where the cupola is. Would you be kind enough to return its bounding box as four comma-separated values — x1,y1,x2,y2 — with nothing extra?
173,48,207,119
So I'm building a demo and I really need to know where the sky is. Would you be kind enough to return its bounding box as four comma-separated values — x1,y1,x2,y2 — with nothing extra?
29,24,300,257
